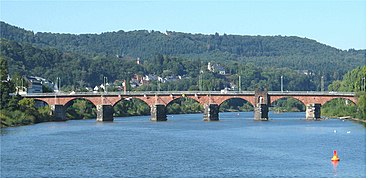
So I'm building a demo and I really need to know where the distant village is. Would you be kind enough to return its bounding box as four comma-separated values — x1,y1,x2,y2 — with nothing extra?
15,57,312,94
16,57,230,94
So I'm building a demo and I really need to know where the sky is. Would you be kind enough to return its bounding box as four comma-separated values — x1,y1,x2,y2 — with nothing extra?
0,0,366,50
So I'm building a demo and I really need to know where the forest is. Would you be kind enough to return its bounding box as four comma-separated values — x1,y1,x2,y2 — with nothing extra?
0,21,365,90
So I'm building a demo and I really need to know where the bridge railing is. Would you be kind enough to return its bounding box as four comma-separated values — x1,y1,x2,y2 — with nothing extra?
19,90,356,97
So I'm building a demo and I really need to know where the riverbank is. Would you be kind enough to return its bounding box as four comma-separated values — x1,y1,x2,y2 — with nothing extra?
323,115,366,124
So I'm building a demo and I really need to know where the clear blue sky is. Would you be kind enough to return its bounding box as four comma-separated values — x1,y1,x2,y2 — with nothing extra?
0,0,366,50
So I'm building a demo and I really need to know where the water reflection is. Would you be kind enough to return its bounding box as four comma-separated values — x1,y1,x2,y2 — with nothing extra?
331,161,339,177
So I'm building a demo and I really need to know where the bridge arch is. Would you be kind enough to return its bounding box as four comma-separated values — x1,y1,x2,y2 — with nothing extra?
113,97,150,117
270,96,306,106
321,98,358,117
166,95,203,106
216,96,255,107
270,97,306,112
166,97,203,114
63,98,97,119
322,97,357,106
64,97,97,108
33,98,50,107
218,97,254,112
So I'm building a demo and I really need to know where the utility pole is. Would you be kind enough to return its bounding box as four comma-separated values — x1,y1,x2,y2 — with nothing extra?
56,77,61,92
157,79,160,92
238,75,241,92
281,76,283,92
103,76,108,93
22,76,24,91
321,75,324,92
122,80,126,95
199,73,202,91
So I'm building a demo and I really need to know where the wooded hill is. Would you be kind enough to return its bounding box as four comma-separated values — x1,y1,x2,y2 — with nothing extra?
0,21,365,91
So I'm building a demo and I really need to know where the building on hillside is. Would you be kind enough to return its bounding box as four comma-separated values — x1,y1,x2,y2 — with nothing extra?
296,70,313,76
136,57,142,65
18,76,56,94
208,62,226,75
23,76,43,93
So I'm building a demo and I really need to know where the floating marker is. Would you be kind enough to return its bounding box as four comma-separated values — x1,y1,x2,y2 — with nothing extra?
331,150,340,161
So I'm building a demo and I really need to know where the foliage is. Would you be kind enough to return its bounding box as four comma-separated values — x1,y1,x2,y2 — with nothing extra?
0,55,14,109
66,99,96,119
0,98,52,127
166,98,203,114
219,98,253,112
114,99,150,117
0,21,365,92
0,54,53,127
323,66,366,120
271,97,305,112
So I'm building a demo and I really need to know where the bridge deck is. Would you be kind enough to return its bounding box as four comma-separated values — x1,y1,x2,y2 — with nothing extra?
20,91,355,98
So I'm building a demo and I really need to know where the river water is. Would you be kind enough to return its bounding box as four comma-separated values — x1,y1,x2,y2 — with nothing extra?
0,112,366,178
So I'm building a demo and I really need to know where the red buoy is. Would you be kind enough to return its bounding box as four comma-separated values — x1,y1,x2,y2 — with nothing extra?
331,150,340,161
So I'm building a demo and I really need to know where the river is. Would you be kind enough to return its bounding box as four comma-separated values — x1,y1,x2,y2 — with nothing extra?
0,112,366,178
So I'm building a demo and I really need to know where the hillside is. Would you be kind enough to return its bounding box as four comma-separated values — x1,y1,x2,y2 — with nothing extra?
0,21,365,91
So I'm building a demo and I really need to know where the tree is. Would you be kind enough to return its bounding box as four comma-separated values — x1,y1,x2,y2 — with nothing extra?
0,55,14,109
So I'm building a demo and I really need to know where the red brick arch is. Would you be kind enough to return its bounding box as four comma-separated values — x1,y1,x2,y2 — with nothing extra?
32,98,52,106
270,95,357,106
63,97,97,108
322,97,358,106
112,96,150,107
217,96,255,107
270,96,307,106
165,96,202,106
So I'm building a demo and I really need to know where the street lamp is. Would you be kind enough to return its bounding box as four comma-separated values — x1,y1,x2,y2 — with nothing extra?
56,77,61,92
239,75,241,92
281,76,283,92
321,76,324,92
103,76,108,93
199,73,203,91
157,79,161,92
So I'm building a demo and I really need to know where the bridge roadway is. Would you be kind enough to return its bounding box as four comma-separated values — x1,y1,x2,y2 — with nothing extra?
21,90,357,122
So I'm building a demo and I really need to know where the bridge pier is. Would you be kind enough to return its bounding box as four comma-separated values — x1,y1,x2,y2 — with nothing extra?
203,104,219,121
306,103,321,120
96,105,114,122
151,104,167,121
254,89,269,121
50,104,66,121
254,104,269,120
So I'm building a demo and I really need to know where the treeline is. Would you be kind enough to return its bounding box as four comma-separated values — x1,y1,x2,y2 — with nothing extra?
1,21,365,88
1,38,343,92
323,66,366,120
0,56,52,127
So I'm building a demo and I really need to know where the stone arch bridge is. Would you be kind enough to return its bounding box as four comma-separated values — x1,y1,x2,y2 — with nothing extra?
21,90,357,122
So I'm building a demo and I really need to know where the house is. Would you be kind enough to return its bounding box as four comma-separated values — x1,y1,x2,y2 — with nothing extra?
208,62,226,75
213,64,226,75
136,57,141,65
143,74,158,81
296,70,313,76
129,79,141,88
23,76,43,93
17,76,57,94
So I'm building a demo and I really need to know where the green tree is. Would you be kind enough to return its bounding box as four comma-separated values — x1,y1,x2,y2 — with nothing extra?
0,55,13,109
